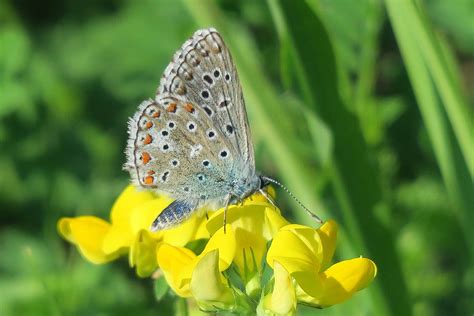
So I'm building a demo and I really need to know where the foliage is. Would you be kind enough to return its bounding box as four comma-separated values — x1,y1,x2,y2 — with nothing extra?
1,0,472,315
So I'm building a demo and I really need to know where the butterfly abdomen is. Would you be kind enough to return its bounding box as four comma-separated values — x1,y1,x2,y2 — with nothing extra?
151,200,197,231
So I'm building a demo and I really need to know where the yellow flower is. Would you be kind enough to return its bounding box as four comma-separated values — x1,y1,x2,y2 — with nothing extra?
206,189,288,278
259,261,296,316
190,250,236,311
57,216,119,264
157,190,285,312
265,220,377,309
157,228,238,311
58,185,208,276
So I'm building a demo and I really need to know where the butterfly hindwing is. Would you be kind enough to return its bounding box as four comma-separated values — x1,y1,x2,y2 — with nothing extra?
125,97,235,202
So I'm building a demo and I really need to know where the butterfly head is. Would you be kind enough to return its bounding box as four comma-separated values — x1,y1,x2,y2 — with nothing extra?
258,175,272,190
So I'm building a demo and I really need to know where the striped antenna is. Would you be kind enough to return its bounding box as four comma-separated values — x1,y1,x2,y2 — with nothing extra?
261,176,323,224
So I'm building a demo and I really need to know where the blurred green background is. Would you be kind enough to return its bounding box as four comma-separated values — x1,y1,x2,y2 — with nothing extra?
1,0,473,315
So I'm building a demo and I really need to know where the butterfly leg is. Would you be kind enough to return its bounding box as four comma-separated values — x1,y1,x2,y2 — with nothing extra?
259,189,276,208
223,193,233,234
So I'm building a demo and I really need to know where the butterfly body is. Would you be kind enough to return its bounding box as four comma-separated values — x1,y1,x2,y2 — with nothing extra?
125,28,265,231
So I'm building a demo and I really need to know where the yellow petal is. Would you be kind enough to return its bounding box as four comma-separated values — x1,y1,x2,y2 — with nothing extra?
102,225,133,255
267,225,322,272
162,212,209,246
103,185,162,254
317,220,338,268
207,202,288,240
245,186,276,203
262,261,296,316
129,230,159,277
233,227,267,275
129,198,173,235
110,185,156,225
267,225,324,298
191,250,235,311
128,196,208,247
264,207,290,237
299,258,377,307
200,227,236,271
58,216,118,264
156,243,196,297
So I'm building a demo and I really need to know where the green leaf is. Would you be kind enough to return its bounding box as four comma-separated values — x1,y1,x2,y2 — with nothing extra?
305,111,333,166
154,275,170,302
185,238,208,255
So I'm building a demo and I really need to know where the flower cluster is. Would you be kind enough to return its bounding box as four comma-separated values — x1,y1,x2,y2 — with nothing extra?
58,185,376,315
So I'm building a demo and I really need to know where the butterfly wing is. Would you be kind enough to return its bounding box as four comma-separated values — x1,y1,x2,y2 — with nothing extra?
125,96,236,202
125,28,258,230
157,28,255,176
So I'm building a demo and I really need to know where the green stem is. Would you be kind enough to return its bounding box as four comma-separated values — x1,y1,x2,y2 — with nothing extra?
174,298,189,316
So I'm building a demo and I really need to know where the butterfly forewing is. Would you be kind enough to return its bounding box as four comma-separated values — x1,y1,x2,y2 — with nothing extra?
157,28,255,176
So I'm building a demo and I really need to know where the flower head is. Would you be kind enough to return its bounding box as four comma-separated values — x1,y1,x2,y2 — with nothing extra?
58,185,377,314
265,220,377,310
58,185,208,276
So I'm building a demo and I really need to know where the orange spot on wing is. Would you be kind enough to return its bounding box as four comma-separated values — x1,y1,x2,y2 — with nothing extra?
152,110,161,118
141,152,151,164
144,176,154,185
144,134,152,145
147,170,155,175
145,121,153,129
167,103,177,113
184,103,195,113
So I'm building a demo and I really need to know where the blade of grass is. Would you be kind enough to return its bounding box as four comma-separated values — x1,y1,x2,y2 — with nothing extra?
409,0,474,177
269,0,411,315
386,0,474,260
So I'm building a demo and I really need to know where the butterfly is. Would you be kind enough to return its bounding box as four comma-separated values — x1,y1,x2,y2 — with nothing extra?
124,28,321,231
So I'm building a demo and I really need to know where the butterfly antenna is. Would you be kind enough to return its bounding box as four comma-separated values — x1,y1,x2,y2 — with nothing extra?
261,176,323,224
